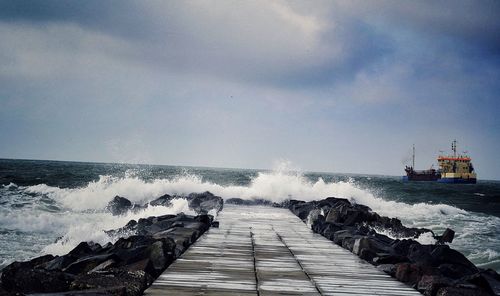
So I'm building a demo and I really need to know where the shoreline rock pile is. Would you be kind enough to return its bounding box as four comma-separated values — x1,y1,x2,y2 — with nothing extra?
0,192,223,296
288,197,500,296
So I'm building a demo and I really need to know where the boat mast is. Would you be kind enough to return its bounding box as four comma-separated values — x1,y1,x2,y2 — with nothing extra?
452,140,457,158
412,144,415,168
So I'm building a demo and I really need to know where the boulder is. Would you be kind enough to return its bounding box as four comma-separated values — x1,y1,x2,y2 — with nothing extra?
436,286,491,296
417,274,454,296
70,268,151,296
462,269,500,295
436,228,455,244
395,262,425,285
1,262,74,294
106,196,133,216
187,191,223,214
430,245,478,272
149,194,174,207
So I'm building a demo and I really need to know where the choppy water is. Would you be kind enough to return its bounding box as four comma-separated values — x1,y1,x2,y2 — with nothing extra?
0,158,499,272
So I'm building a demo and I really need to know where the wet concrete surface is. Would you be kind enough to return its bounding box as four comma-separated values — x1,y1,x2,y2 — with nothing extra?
144,205,421,295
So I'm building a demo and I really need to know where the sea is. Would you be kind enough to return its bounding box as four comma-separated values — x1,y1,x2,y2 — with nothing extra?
0,158,499,272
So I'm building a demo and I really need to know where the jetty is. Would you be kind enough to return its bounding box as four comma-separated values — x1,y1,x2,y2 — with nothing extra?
145,205,421,295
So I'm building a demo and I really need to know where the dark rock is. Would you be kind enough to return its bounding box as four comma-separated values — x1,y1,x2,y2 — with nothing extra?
391,239,412,256
331,229,355,246
395,262,425,285
211,221,220,228
187,191,223,214
407,243,436,266
149,194,174,207
325,207,342,223
436,286,491,296
438,263,476,279
70,268,151,296
430,245,478,272
321,222,343,241
436,228,455,244
1,262,74,293
64,254,118,275
289,201,317,221
69,242,102,258
417,274,454,296
106,196,133,216
377,264,396,276
373,254,409,265
462,269,500,295
352,237,394,259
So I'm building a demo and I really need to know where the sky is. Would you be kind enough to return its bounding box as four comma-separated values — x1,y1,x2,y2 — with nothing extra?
0,1,499,179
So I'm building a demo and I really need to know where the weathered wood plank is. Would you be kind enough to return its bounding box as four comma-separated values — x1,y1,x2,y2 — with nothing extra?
144,205,421,295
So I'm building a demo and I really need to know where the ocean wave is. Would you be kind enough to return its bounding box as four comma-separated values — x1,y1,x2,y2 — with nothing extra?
21,169,467,224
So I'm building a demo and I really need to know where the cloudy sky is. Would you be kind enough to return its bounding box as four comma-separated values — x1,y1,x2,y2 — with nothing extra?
0,1,499,179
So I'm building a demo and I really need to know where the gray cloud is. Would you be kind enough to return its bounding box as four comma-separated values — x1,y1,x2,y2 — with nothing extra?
0,0,499,178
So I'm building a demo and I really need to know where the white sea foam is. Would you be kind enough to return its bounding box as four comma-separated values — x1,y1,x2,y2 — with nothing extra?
22,168,466,224
42,198,194,255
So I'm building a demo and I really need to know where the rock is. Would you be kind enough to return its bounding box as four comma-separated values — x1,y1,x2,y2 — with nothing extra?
64,254,118,275
106,196,133,215
391,239,416,257
430,245,478,272
438,263,476,279
436,228,455,244
373,254,409,265
462,269,500,295
417,274,454,296
88,259,117,273
407,243,436,266
69,242,102,258
43,255,79,271
149,194,174,207
395,262,425,285
436,286,491,296
70,268,151,296
321,222,343,241
187,191,223,214
352,237,394,259
325,208,342,223
1,262,74,294
377,264,396,276
289,201,317,221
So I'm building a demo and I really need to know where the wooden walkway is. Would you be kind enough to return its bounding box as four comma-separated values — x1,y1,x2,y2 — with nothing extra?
144,205,421,295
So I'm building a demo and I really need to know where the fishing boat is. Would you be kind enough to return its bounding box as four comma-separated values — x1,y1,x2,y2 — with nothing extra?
403,140,477,184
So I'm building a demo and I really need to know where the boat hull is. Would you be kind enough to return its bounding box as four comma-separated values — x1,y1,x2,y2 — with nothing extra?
437,178,477,184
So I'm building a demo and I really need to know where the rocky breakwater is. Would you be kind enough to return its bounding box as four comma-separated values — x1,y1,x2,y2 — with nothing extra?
288,197,500,296
0,192,223,296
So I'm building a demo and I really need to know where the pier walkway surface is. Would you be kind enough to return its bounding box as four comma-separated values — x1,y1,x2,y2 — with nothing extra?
144,205,421,296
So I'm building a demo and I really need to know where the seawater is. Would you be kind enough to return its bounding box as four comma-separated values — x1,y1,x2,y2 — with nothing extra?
0,158,499,272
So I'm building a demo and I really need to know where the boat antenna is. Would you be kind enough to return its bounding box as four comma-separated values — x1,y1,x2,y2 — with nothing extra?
452,140,457,158
412,144,415,168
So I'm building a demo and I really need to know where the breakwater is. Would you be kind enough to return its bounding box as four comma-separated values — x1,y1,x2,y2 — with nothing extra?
288,197,500,295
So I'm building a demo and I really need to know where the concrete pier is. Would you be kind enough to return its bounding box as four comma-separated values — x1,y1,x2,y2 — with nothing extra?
144,205,421,295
